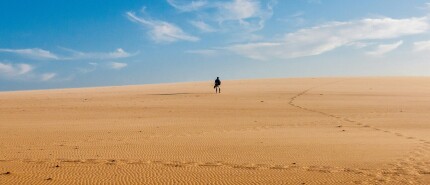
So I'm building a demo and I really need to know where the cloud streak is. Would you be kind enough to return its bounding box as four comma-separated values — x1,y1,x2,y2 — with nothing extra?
216,0,274,30
167,0,276,32
186,49,218,56
126,11,199,43
61,48,134,60
109,62,128,69
0,48,59,60
366,41,403,56
0,48,134,61
41,73,57,81
227,16,430,60
413,40,430,52
0,62,33,77
0,62,59,81
190,20,216,32
167,0,208,12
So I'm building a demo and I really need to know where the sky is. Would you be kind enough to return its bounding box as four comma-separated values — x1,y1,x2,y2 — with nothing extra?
1,0,430,91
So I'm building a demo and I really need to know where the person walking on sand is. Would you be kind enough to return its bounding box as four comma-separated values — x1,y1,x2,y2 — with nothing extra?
214,77,221,93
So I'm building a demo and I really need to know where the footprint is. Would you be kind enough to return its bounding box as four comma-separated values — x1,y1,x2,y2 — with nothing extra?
164,163,184,168
232,165,258,170
418,170,430,175
105,159,116,165
198,162,222,167
269,165,287,170
2,172,11,175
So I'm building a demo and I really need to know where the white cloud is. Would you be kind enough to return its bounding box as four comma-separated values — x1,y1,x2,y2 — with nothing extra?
109,62,128,69
413,40,430,52
41,73,57,81
0,63,33,77
346,42,374,49
227,16,430,60
186,49,218,56
0,62,60,81
0,48,133,61
290,11,305,18
77,62,98,74
227,42,282,60
109,48,130,58
0,48,59,60
215,0,276,32
190,20,216,32
218,0,260,20
17,64,33,75
61,48,133,60
0,62,59,81
167,0,208,12
167,0,276,32
420,2,430,10
126,11,199,43
366,40,403,56
277,11,306,27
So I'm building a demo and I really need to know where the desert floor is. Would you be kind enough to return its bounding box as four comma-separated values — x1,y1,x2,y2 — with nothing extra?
0,77,430,184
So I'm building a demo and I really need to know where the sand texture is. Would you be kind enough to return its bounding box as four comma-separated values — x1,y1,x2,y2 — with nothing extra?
1,77,430,184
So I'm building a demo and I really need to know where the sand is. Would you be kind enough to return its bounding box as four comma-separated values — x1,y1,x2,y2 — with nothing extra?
0,77,429,184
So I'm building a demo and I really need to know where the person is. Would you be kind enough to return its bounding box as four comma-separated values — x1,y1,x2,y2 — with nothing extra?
214,77,221,93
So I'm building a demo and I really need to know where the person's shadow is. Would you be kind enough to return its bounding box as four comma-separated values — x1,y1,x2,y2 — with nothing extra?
148,93,211,96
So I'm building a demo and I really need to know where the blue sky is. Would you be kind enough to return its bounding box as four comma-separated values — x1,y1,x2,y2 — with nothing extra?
1,0,430,91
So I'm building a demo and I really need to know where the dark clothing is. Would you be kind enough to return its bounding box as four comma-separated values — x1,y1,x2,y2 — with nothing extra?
214,78,221,93
215,79,221,86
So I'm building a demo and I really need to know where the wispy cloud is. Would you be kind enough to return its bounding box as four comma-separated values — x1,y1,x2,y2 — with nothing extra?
168,0,276,32
218,0,276,32
109,62,128,69
61,48,134,60
126,11,199,43
277,11,306,27
290,11,305,18
0,48,59,60
0,48,134,61
413,40,430,51
0,62,58,81
346,42,375,49
190,20,216,32
41,73,57,81
216,0,274,29
0,62,33,77
366,40,403,56
167,0,208,12
419,2,430,10
227,16,430,60
186,49,218,56
227,42,282,60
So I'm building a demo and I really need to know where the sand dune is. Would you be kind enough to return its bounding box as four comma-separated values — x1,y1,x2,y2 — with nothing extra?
0,77,429,184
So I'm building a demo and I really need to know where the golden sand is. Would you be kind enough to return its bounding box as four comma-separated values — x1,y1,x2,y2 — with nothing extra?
0,77,429,184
